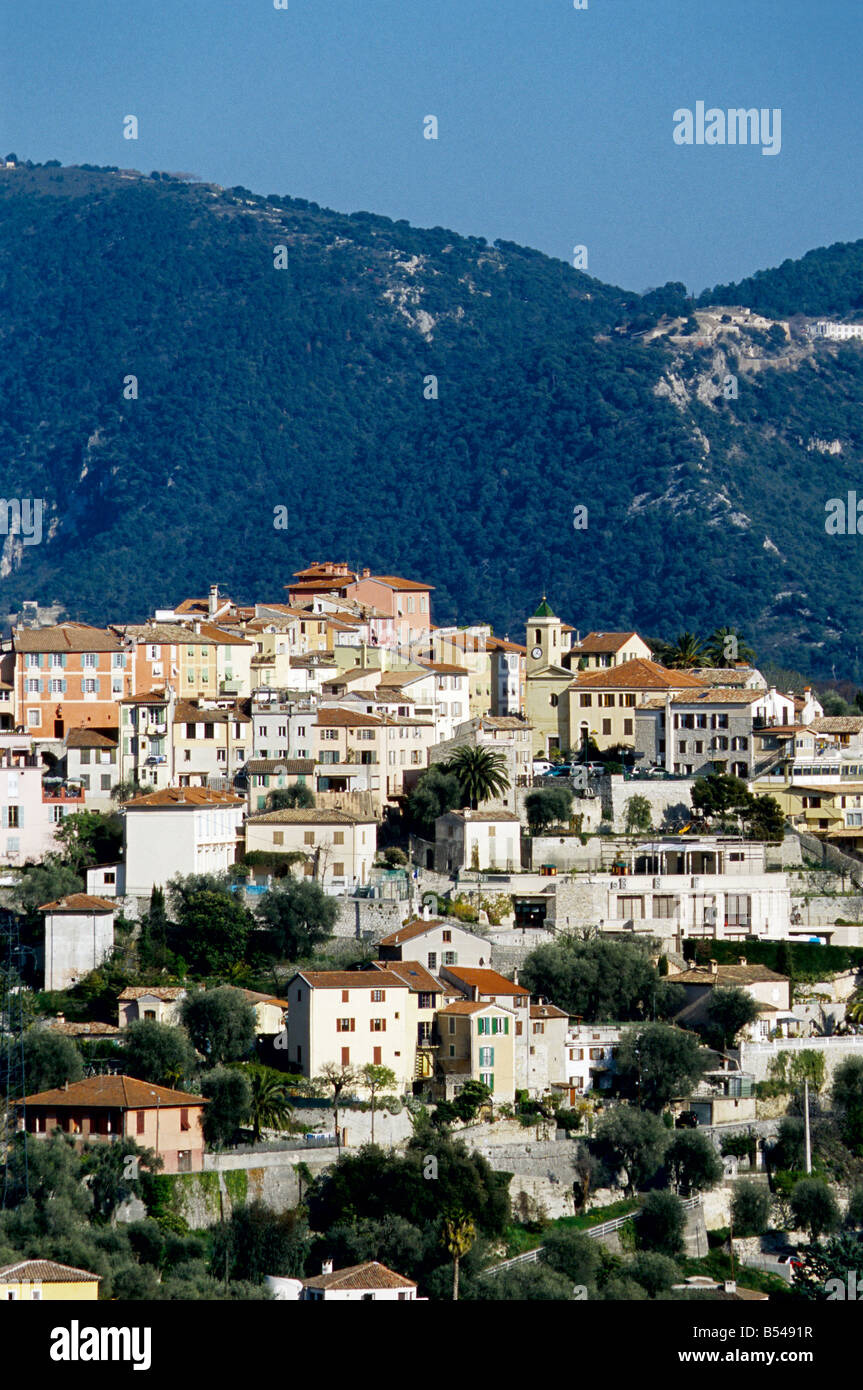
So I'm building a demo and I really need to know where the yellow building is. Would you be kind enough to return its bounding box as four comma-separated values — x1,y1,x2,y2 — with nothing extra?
751,780,845,833
431,629,496,720
435,999,516,1103
0,1259,100,1301
568,631,653,671
524,599,576,756
566,659,706,753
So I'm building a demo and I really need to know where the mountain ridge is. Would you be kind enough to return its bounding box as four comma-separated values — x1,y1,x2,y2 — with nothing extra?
0,161,862,677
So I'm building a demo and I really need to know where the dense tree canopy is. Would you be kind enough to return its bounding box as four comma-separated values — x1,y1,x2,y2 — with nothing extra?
520,937,659,1022
614,1024,709,1110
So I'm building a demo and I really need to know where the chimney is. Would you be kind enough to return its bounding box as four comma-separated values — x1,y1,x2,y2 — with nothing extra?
737,955,747,966
512,968,519,986
463,808,472,820
321,1259,333,1276
708,959,718,977
208,584,219,617
362,568,370,579
193,620,201,636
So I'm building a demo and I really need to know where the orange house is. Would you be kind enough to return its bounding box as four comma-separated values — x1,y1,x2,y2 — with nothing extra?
342,573,433,653
14,624,130,737
17,1075,208,1173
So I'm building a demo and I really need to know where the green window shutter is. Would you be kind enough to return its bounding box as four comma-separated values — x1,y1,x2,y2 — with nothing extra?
504,1018,510,1034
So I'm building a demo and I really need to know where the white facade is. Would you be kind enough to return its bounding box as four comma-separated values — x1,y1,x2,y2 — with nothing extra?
43,898,116,992
553,838,791,948
286,970,415,1092
121,790,245,898
245,809,377,891
0,754,66,865
434,809,521,873
811,320,863,341
563,1024,621,1096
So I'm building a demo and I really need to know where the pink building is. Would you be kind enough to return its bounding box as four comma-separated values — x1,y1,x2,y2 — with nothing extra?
17,1075,208,1173
0,748,82,866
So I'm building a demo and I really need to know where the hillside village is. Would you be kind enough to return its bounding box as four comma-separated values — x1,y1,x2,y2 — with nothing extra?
2,560,863,1304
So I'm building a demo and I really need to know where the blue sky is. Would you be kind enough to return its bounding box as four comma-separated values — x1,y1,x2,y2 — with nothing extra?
3,0,860,293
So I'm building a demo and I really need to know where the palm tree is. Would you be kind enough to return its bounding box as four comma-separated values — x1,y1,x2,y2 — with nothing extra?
704,627,756,668
440,1208,476,1301
247,1066,294,1141
444,747,511,809
660,631,706,669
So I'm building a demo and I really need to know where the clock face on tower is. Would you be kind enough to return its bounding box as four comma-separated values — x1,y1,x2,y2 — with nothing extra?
531,646,543,660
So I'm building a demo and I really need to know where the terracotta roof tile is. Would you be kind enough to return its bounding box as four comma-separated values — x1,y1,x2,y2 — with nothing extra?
574,631,642,653
303,1261,416,1291
292,970,408,990
17,1075,206,1109
443,966,527,996
0,1260,101,1284
14,623,124,653
570,659,707,692
122,787,244,808
38,893,116,912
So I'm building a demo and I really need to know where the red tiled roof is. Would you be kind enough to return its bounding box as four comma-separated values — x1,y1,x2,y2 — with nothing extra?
372,960,443,993
378,918,451,947
65,729,118,749
293,970,408,990
367,576,434,592
0,1260,101,1284
122,787,244,808
38,894,116,913
574,631,642,653
570,659,707,691
17,1075,207,1109
444,966,527,997
303,1261,416,1291
14,623,124,653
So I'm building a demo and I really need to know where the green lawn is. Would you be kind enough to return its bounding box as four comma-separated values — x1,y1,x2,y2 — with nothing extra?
502,1197,641,1258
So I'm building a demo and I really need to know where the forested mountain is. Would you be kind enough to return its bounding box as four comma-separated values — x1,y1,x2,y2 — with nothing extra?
1,161,862,676
697,238,863,319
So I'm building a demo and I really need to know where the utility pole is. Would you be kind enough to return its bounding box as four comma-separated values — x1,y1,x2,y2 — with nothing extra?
803,1078,812,1174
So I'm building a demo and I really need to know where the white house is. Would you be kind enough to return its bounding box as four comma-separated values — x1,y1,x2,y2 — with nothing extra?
0,751,65,865
244,808,377,891
41,893,116,992
301,1261,420,1301
377,917,492,972
120,786,245,899
286,969,414,1093
434,809,521,873
552,836,791,949
561,1024,621,1102
65,729,119,808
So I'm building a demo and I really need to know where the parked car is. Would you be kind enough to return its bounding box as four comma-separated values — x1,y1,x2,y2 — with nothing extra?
646,765,671,778
532,760,553,776
547,765,573,777
585,762,606,775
